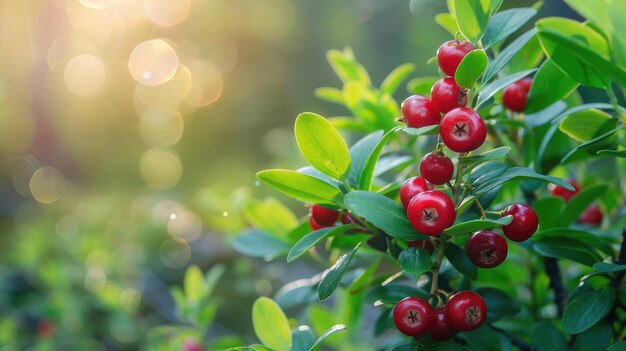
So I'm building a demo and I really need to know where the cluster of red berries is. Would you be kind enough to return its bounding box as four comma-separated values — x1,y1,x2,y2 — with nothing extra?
393,291,486,340
549,179,603,226
308,204,353,230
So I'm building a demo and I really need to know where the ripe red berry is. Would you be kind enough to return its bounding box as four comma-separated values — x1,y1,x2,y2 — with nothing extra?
407,190,456,236
309,216,324,231
37,320,55,338
501,204,539,242
445,291,487,331
183,339,205,351
393,297,434,337
578,204,603,226
408,239,435,254
466,230,508,268
429,308,457,341
440,107,487,152
310,204,339,226
341,213,356,225
437,40,475,77
420,152,454,185
502,78,532,112
400,176,430,209
401,95,441,128
430,77,468,114
548,179,580,202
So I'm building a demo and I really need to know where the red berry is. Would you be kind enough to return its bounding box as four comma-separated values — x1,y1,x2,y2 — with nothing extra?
420,152,454,185
408,239,435,254
400,176,430,209
440,107,487,152
407,190,456,236
501,204,539,242
393,297,434,337
310,204,339,226
37,320,55,338
445,291,487,331
309,216,324,231
578,204,603,226
341,213,356,225
429,308,457,341
401,95,441,128
437,40,475,77
431,77,468,114
502,78,532,112
183,339,205,351
548,179,580,202
466,230,508,268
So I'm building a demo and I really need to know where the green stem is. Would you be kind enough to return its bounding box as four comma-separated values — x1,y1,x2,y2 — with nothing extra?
429,236,448,299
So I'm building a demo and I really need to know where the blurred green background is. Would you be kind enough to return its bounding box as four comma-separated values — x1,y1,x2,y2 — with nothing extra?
0,0,578,350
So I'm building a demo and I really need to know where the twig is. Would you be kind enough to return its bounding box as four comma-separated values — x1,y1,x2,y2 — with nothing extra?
489,324,533,351
543,257,567,317
613,226,626,288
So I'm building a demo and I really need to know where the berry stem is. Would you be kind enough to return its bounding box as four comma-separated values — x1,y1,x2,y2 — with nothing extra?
429,235,448,299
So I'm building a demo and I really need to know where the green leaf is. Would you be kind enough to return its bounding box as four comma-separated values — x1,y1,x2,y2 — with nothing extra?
326,48,371,86
444,216,512,236
344,191,427,240
475,69,536,109
309,324,347,351
244,198,298,238
532,235,603,266
349,258,380,294
563,0,609,35
295,112,351,180
573,321,613,351
359,127,400,190
445,242,477,279
453,0,490,45
291,326,315,351
406,76,440,96
252,297,292,351
400,125,440,136
318,243,361,301
533,228,614,257
561,125,624,163
559,109,613,142
398,247,432,277
472,166,574,197
314,87,344,105
557,184,608,227
532,197,565,229
233,230,291,259
562,288,615,334
593,262,626,273
287,224,357,263
348,131,384,187
328,117,367,133
483,29,536,82
456,196,477,216
459,146,511,164
257,170,343,206
184,266,204,305
435,13,461,37
454,49,489,88
482,8,537,49
474,287,521,322
531,322,567,351
526,59,579,113
506,35,545,74
608,341,626,351
597,149,626,158
381,63,415,95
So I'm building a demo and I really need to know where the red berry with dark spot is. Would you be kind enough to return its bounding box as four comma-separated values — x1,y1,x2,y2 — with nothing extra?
401,95,441,128
440,107,487,152
502,78,532,112
466,230,508,268
407,190,456,236
437,40,475,77
548,179,580,202
420,152,454,185
408,239,435,254
578,204,603,226
502,204,539,242
309,216,324,231
429,308,457,341
183,339,205,351
431,77,468,114
393,297,434,337
445,291,487,331
310,204,339,227
400,176,430,209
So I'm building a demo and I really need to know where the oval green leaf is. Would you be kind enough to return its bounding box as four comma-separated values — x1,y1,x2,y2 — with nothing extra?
526,59,579,113
257,169,343,206
562,288,615,334
252,297,293,351
287,224,357,263
455,49,489,88
318,243,361,301
483,29,536,82
482,7,537,49
398,247,432,277
475,69,536,109
453,0,490,45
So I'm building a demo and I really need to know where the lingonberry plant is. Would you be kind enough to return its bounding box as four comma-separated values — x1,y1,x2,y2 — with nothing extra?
230,1,626,350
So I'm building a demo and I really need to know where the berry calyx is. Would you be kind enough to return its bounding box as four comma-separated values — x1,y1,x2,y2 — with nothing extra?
501,204,539,242
445,291,487,331
310,204,340,227
420,151,454,185
502,78,532,112
408,239,435,254
548,179,580,202
466,230,508,268
429,308,456,341
578,204,603,226
393,297,434,337
437,40,475,77
400,176,430,209
440,107,487,152
401,95,441,128
431,77,468,114
407,190,456,236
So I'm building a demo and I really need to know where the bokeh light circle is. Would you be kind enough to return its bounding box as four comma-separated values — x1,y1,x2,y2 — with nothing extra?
159,238,191,267
184,60,223,106
79,0,111,10
139,148,182,190
30,167,66,204
139,108,184,146
144,0,191,27
134,64,192,107
64,54,107,96
128,39,179,86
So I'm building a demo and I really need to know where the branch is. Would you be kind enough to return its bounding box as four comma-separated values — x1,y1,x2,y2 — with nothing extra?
543,257,567,316
613,226,626,288
489,324,533,351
